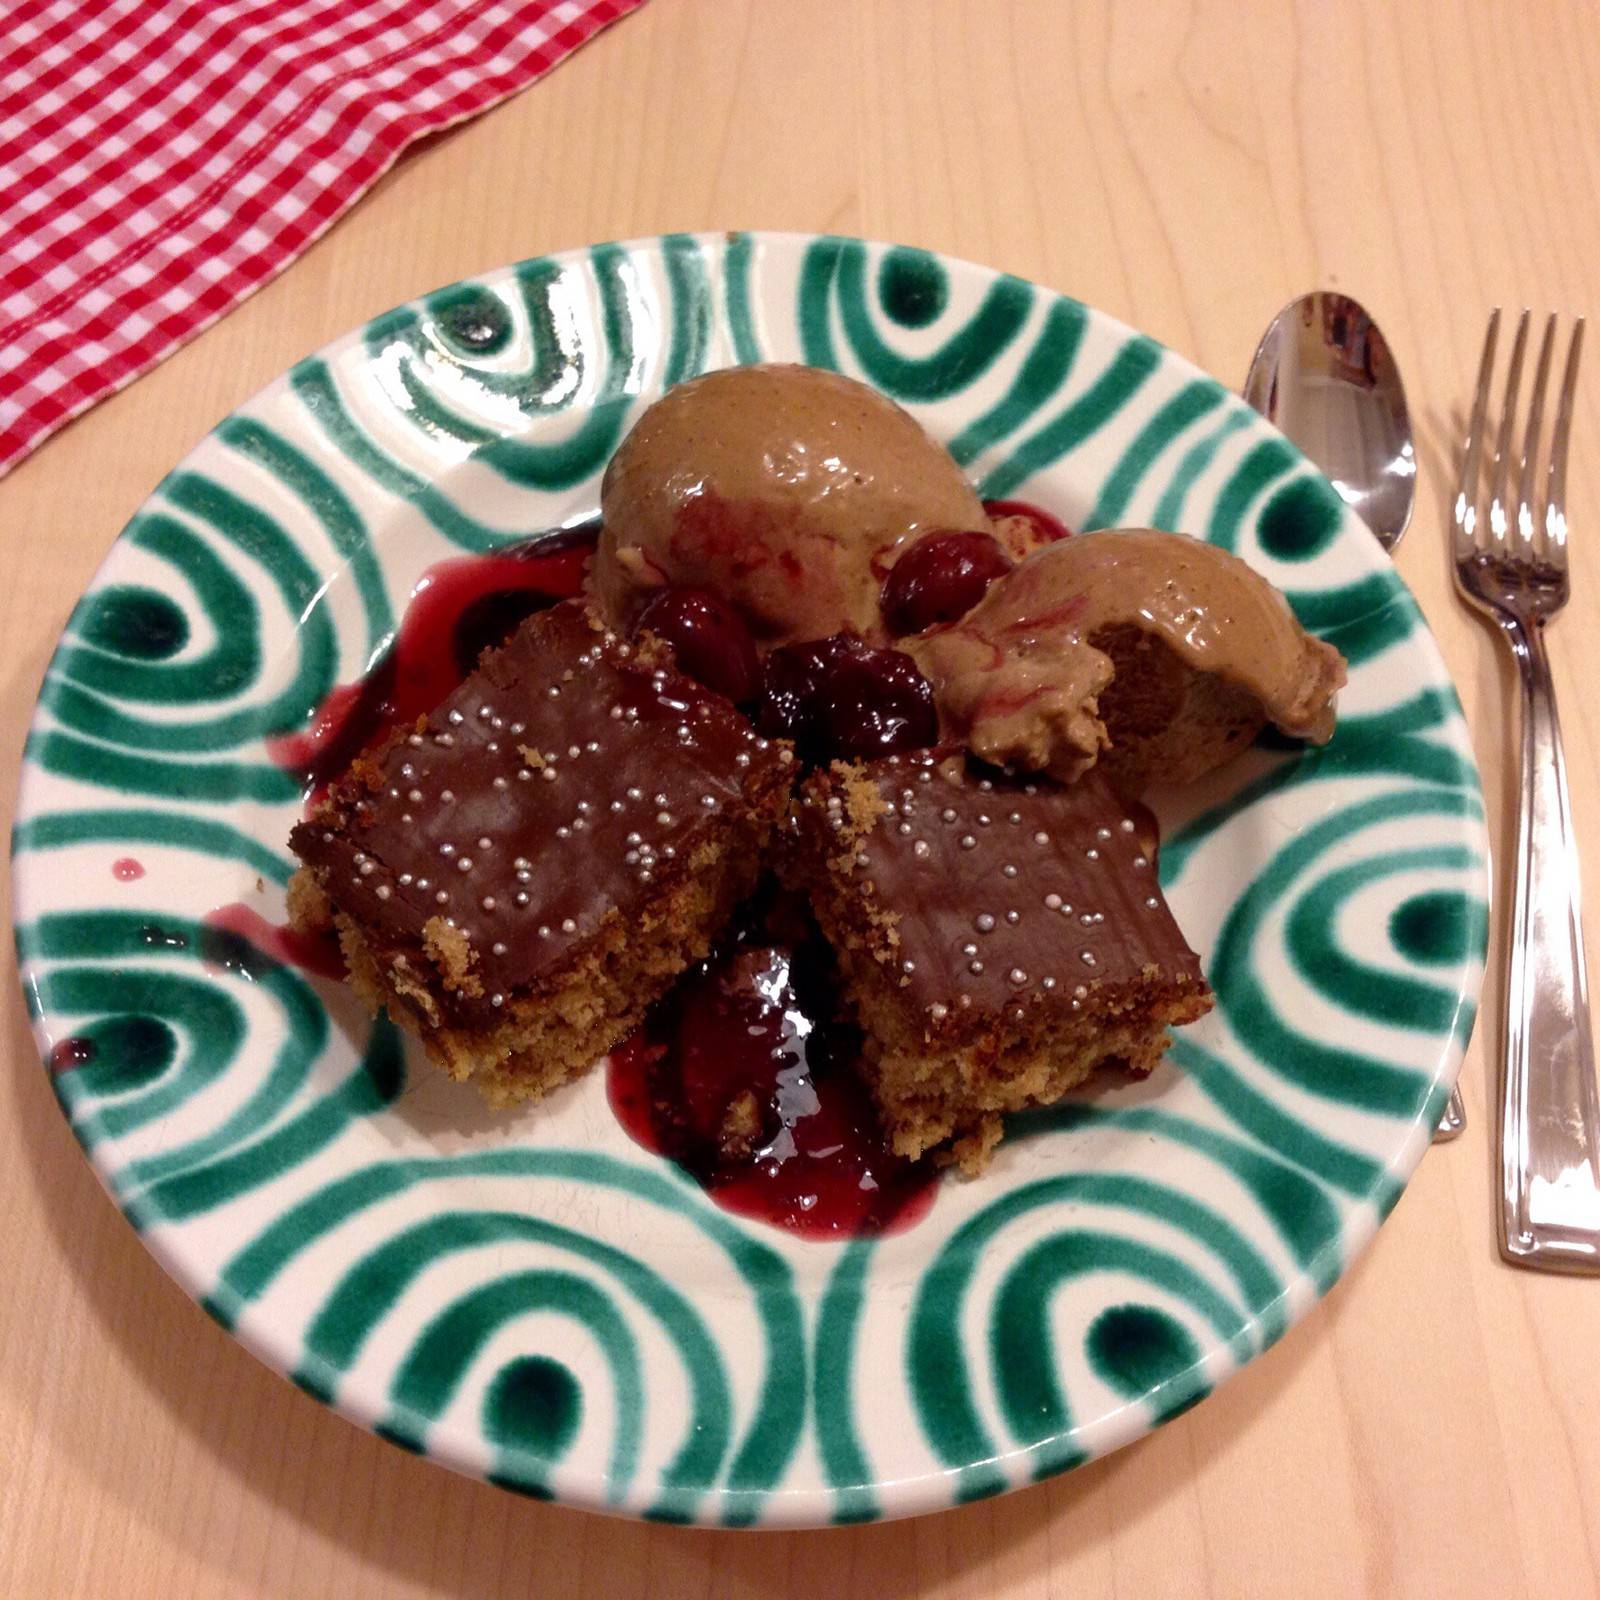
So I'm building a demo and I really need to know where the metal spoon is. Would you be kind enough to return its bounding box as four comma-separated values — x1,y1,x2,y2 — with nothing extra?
1244,291,1466,1142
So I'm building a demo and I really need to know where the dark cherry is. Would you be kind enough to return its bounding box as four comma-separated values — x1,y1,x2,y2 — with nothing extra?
756,633,937,762
607,896,938,1239
879,529,1014,636
635,586,760,703
668,947,792,1155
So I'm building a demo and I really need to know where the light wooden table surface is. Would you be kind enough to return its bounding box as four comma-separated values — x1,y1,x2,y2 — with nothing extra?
5,2,1600,1595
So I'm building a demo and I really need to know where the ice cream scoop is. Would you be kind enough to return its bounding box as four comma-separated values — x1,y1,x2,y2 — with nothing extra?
907,529,1347,793
590,364,994,646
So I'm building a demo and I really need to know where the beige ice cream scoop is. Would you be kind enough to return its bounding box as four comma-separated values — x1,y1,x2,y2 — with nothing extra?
590,364,999,647
907,530,1347,793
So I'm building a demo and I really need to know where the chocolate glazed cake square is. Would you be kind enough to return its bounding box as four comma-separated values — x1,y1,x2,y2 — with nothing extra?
784,751,1212,1169
290,602,793,1105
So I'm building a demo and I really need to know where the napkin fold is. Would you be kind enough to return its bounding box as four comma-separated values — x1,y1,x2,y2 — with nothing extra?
0,0,644,477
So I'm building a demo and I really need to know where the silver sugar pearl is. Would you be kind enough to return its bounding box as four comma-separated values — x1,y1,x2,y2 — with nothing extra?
1045,893,1062,909
975,913,996,932
959,834,977,850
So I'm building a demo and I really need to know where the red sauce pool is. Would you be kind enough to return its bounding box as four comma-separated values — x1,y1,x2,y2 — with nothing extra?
49,1037,97,1072
268,529,593,802
203,903,347,983
607,896,936,1239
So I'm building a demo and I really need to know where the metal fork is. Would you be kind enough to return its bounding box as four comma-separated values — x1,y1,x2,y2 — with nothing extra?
1453,308,1600,1273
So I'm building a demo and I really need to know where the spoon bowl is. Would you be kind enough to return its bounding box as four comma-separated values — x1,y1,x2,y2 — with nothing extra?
1244,291,1416,551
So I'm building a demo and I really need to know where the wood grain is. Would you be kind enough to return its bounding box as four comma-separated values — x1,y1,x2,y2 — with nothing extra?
4,1,1600,1594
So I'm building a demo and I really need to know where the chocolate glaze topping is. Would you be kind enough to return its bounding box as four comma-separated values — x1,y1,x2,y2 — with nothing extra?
291,601,792,1024
794,751,1204,1033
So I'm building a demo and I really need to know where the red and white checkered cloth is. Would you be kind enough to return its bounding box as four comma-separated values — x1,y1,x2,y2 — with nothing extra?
0,0,644,477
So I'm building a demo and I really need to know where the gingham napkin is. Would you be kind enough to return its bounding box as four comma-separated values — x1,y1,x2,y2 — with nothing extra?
0,0,644,477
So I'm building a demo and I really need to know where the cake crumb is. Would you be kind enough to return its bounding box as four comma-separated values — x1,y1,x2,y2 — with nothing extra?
286,865,332,933
423,915,483,997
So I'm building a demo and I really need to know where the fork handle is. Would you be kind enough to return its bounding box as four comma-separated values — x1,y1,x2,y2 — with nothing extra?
1500,617,1600,1271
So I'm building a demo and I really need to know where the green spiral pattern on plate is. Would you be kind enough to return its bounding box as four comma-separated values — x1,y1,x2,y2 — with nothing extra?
12,233,1487,1526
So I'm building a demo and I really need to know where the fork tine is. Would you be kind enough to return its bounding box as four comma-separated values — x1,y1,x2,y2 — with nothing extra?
1489,310,1531,545
1544,317,1585,561
1454,309,1501,560
1519,313,1558,551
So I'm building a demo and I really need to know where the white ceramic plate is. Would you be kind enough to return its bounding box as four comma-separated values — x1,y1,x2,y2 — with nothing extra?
13,232,1487,1526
